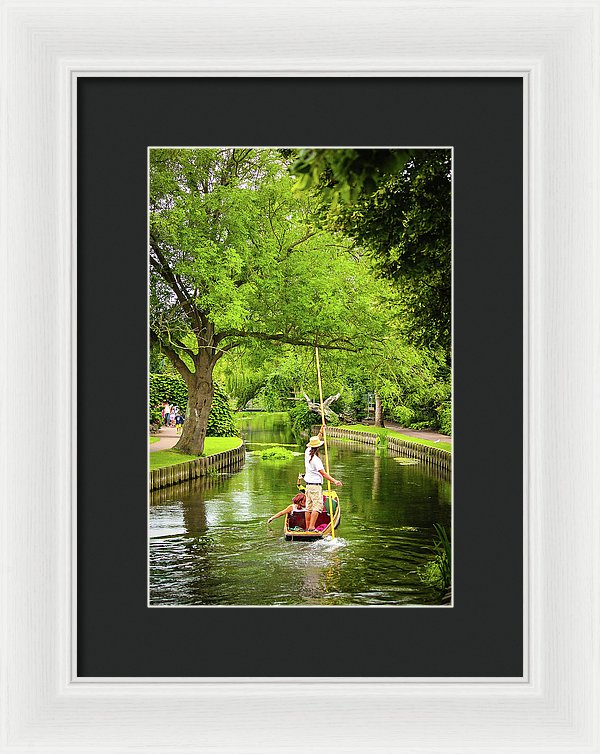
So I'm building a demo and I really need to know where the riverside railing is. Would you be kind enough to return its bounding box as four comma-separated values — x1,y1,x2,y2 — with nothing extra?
149,442,246,491
315,426,451,474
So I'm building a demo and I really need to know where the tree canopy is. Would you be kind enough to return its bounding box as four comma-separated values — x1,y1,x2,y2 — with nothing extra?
291,149,452,356
150,148,397,453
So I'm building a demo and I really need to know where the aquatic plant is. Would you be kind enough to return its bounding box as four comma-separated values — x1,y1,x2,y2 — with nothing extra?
375,433,388,449
250,447,295,461
419,524,451,591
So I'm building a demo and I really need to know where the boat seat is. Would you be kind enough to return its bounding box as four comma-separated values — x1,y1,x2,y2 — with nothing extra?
288,510,331,530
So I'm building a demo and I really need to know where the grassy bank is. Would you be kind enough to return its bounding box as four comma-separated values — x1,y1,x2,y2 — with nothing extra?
337,424,452,453
149,437,243,470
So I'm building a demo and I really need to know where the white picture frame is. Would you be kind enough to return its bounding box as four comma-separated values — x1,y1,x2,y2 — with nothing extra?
2,1,599,751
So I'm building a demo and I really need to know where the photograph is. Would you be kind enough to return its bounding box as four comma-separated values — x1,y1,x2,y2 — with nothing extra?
148,147,452,606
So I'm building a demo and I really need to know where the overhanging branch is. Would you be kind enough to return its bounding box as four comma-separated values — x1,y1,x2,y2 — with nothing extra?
216,330,359,352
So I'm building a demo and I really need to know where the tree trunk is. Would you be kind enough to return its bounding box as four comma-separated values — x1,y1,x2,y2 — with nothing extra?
174,354,215,456
374,392,385,428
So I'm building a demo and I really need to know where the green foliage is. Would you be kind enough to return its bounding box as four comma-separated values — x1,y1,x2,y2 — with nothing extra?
390,404,414,426
257,362,304,410
150,148,388,357
419,524,451,592
149,342,178,374
331,371,369,422
291,149,451,358
289,401,317,433
149,405,163,428
150,147,452,450
291,148,413,205
437,401,452,436
149,373,237,436
216,350,267,409
149,373,188,414
375,434,388,449
328,151,451,355
206,384,238,437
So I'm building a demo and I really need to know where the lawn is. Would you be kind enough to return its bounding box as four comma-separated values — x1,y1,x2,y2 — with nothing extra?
337,424,452,453
149,436,243,470
149,436,160,445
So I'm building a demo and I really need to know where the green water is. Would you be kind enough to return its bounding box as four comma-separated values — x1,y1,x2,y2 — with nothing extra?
149,412,452,606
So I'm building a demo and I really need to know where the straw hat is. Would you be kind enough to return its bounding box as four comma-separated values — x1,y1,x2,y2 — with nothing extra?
306,435,325,448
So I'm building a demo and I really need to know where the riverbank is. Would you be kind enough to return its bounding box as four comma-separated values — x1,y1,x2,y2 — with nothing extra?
150,436,243,470
150,410,451,605
321,425,451,474
149,439,245,490
337,423,451,452
359,420,451,445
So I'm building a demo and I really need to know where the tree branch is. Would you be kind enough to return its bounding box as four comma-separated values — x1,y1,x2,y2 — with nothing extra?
286,230,318,253
150,329,192,382
216,330,358,352
149,235,204,334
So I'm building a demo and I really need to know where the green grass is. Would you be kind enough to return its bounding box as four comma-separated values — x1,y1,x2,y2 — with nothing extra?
337,424,452,452
202,437,243,455
149,437,243,470
149,436,160,445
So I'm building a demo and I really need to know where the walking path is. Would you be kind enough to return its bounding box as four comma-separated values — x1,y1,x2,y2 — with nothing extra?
150,420,451,452
361,420,452,445
149,426,180,452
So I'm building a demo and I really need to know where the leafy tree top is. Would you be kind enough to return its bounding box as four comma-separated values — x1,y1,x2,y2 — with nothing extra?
150,148,395,380
291,149,451,355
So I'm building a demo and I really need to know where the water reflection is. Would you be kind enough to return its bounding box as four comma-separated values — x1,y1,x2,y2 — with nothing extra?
149,413,452,605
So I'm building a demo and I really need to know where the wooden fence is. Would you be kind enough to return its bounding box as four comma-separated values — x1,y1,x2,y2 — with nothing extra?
314,426,451,474
149,442,246,490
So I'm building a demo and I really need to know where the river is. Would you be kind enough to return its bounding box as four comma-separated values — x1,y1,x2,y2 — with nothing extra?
149,412,452,606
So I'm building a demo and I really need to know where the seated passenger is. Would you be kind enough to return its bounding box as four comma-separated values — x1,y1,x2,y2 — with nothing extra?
267,493,306,524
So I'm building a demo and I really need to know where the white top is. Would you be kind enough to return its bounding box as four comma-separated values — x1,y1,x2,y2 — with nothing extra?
304,448,325,484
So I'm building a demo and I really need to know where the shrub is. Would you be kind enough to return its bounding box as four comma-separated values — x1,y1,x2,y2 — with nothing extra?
437,400,452,435
206,383,238,436
390,404,414,427
149,405,163,432
149,373,237,436
149,373,188,415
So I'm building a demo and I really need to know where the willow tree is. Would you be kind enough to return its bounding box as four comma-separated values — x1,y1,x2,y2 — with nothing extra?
150,148,388,454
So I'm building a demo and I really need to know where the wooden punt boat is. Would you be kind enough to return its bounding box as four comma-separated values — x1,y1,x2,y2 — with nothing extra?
284,491,341,541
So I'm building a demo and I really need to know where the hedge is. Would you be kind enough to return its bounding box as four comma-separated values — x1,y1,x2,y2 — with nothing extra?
149,373,237,436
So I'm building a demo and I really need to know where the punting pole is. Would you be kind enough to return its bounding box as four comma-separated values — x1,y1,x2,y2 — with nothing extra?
315,346,335,540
